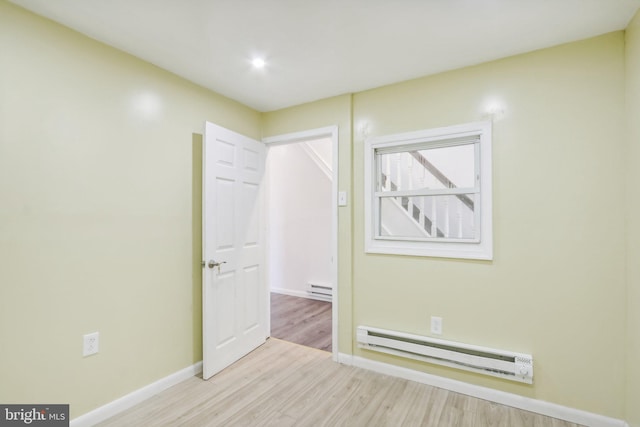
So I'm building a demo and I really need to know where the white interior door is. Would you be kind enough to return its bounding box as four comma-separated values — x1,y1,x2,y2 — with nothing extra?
202,122,267,380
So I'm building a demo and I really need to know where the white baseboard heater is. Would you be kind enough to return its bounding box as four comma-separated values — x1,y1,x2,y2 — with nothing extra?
356,325,533,384
307,283,332,302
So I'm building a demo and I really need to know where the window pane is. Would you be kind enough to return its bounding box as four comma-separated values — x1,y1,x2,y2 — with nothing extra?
377,143,476,192
379,194,476,240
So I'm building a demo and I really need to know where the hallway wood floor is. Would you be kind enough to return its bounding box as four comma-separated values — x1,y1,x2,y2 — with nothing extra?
97,339,583,427
270,292,332,352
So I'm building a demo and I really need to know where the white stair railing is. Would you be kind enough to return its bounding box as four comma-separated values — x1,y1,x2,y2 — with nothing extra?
382,151,475,240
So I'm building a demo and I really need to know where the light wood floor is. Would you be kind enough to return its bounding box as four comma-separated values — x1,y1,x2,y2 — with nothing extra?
270,292,332,352
97,339,583,427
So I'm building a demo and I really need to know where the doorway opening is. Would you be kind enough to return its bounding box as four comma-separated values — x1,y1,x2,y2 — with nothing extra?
263,127,339,358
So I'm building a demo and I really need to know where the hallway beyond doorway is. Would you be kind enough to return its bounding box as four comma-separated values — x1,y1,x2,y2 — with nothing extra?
270,292,332,352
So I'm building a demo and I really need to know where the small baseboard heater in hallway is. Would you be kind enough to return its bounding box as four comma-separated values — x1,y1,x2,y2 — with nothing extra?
356,326,533,384
307,283,332,302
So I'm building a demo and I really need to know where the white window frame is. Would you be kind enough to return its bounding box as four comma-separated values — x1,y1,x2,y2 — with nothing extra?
364,121,493,260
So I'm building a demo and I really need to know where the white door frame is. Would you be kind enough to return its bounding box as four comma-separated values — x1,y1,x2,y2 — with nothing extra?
263,125,339,361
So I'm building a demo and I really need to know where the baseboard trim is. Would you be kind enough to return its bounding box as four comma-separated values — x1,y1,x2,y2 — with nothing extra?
339,353,626,427
337,352,354,365
70,361,203,427
270,287,330,302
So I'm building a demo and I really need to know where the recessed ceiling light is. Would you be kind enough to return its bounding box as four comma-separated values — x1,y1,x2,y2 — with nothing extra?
251,58,266,69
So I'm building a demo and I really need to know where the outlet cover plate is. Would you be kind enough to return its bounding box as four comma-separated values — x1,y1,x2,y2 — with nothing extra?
430,316,443,335
83,332,99,357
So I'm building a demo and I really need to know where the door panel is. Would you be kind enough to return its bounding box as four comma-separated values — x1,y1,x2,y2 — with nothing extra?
203,122,267,380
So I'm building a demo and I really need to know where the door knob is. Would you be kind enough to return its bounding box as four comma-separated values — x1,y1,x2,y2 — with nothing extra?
208,260,227,272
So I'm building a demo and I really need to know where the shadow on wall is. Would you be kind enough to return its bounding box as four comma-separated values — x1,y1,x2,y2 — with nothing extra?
192,133,203,363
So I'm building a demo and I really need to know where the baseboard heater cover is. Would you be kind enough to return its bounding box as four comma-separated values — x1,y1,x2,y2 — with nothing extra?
356,325,533,384
307,283,332,301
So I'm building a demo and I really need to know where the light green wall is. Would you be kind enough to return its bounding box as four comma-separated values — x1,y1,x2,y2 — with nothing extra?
626,9,640,427
352,33,626,418
265,32,629,419
262,95,354,354
0,1,260,418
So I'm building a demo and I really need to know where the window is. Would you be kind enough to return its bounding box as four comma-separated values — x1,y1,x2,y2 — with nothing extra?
364,121,492,260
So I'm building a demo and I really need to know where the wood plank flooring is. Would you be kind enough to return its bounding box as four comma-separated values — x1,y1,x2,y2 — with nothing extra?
270,292,332,352
97,339,584,427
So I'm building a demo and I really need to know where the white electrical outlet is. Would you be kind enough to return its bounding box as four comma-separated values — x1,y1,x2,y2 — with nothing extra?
83,332,99,357
430,316,443,335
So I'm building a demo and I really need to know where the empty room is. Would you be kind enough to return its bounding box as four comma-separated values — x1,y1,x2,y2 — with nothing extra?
1,1,640,426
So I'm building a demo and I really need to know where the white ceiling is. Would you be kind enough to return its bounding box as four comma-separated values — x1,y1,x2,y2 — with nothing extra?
9,0,640,112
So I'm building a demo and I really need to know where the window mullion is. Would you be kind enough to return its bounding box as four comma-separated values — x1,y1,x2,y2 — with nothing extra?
376,188,478,198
